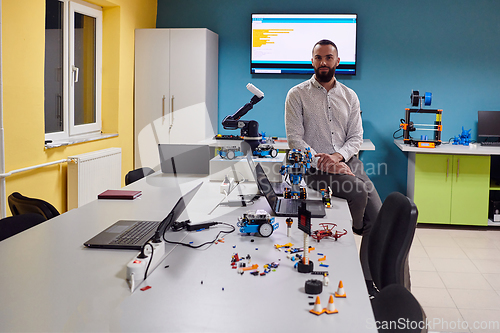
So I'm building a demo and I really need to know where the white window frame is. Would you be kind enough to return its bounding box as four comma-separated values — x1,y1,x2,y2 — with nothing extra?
45,0,102,141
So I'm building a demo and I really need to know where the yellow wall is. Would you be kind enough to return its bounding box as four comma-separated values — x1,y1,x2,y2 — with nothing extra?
1,0,157,214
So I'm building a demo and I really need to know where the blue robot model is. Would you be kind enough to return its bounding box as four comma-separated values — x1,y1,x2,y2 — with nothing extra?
253,133,278,158
452,126,471,146
280,148,312,199
237,210,279,237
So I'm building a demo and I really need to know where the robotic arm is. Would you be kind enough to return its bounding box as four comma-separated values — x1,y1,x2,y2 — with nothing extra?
222,83,264,129
221,83,265,152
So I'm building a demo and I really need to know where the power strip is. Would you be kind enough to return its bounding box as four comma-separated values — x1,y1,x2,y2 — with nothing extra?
220,176,235,194
126,240,166,291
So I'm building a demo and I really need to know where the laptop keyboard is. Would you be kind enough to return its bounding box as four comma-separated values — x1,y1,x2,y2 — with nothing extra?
109,221,160,245
280,199,302,212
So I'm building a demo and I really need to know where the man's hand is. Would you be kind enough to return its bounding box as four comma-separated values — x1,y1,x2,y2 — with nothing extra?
329,152,345,164
315,153,354,176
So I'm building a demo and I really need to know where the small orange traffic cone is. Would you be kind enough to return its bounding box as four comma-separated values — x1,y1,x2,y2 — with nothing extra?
309,296,326,315
335,280,346,298
325,295,338,314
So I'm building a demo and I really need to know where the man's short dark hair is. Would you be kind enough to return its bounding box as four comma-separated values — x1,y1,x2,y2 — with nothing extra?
312,39,338,54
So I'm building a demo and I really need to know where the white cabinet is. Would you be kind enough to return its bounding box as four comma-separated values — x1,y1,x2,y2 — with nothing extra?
134,28,218,168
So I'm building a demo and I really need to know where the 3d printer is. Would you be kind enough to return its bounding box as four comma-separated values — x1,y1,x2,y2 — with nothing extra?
400,90,443,148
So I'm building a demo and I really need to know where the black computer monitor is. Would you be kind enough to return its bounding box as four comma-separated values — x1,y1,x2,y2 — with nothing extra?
478,111,500,138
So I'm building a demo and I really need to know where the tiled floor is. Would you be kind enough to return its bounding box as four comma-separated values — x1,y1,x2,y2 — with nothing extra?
408,225,500,333
355,224,500,333
355,225,500,332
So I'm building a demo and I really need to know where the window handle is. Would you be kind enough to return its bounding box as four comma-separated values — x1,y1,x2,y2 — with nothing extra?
57,94,63,128
72,65,79,84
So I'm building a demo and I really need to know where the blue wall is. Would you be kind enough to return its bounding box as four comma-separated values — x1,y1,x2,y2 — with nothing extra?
156,0,500,199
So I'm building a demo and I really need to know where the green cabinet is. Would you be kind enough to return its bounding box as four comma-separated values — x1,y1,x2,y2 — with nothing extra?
414,153,490,226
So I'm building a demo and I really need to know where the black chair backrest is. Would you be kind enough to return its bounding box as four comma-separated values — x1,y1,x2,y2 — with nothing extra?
8,192,60,220
371,284,427,333
0,213,47,242
368,192,418,291
125,167,154,186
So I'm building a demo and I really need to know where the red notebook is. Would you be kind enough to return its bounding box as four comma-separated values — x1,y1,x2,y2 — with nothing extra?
98,190,142,200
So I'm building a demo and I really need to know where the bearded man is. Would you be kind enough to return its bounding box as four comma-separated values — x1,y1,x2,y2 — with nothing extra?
285,39,383,298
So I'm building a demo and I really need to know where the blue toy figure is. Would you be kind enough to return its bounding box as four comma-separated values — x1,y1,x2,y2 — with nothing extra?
279,148,312,199
452,127,471,146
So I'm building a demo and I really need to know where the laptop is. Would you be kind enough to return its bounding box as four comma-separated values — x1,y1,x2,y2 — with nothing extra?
84,183,202,250
245,153,289,195
158,144,211,175
271,178,290,196
253,161,326,218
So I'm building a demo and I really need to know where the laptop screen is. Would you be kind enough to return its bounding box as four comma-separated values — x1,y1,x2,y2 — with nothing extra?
245,152,258,180
153,182,203,239
158,144,210,175
254,163,279,210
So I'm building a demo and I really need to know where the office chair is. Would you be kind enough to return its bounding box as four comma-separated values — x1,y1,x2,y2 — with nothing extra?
0,213,47,242
368,191,418,292
125,167,154,185
8,192,60,220
371,284,427,333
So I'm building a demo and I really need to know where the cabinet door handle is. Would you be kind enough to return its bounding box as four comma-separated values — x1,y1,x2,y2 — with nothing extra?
446,158,449,178
457,158,460,179
170,95,174,130
162,95,166,124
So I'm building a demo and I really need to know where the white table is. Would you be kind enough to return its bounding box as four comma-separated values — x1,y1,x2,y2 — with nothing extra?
206,138,376,151
394,139,500,155
0,173,376,332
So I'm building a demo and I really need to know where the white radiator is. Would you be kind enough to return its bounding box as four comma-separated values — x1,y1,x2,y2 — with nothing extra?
67,148,122,210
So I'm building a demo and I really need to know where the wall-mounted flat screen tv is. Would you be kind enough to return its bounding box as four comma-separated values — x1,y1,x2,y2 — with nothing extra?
251,14,357,75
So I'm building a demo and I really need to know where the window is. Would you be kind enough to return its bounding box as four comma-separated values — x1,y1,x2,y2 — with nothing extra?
45,0,102,141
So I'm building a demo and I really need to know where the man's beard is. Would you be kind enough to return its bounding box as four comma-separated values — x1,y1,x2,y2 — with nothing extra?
314,66,335,82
